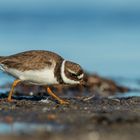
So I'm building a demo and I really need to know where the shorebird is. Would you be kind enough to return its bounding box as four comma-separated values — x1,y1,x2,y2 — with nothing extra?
0,50,85,104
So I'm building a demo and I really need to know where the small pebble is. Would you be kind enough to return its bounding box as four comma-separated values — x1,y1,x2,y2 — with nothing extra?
40,98,50,104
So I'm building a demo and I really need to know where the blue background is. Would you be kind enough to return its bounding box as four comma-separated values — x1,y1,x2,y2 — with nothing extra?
0,0,140,78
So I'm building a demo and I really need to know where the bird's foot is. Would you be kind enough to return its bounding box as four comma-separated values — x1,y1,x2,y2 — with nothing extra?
59,99,69,105
7,98,14,103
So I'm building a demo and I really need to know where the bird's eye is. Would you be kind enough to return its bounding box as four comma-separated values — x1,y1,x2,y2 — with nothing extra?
71,73,77,77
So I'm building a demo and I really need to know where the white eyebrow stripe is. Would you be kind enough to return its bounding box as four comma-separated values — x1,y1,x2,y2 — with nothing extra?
78,74,84,79
67,68,76,74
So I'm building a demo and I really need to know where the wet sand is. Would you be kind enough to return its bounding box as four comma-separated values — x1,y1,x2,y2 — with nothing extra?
0,74,139,140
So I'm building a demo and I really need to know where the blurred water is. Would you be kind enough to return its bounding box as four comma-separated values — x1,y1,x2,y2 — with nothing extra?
0,122,66,134
0,4,140,94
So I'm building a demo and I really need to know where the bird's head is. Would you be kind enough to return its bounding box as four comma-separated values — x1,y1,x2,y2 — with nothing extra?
61,60,85,85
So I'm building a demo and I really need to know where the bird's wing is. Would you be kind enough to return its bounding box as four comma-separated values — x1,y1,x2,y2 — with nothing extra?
0,54,54,71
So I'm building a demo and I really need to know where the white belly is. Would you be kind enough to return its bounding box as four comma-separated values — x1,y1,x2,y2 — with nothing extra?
0,65,58,85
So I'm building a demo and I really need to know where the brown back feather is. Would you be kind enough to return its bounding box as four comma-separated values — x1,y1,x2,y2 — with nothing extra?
0,50,64,71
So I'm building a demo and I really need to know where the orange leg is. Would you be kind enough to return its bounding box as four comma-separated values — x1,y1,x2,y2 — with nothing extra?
8,79,21,102
45,87,69,105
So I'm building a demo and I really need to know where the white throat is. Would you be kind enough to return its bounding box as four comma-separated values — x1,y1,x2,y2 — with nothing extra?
61,60,80,84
